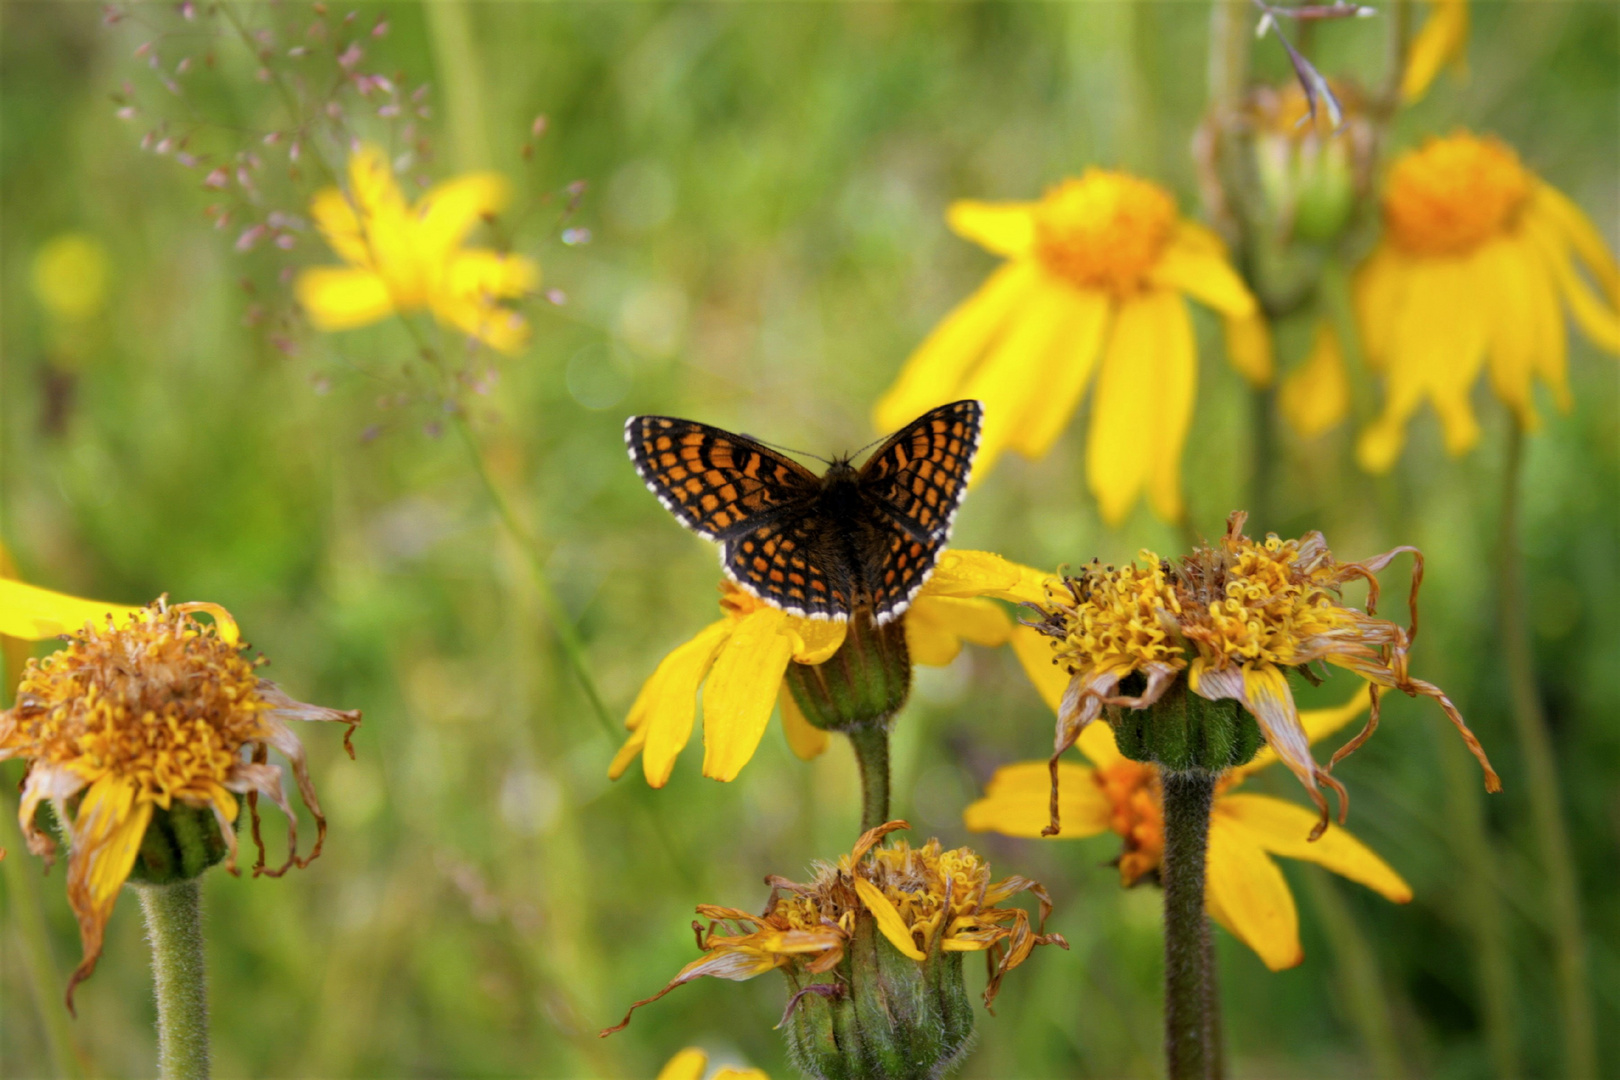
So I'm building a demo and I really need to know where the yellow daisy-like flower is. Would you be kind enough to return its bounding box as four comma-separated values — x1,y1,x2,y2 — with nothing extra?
0,583,360,1006
1402,0,1469,104
874,169,1270,525
603,819,1066,1037
609,550,1050,786
967,672,1410,971
1355,132,1620,471
295,142,539,354
1025,511,1500,837
656,1048,768,1080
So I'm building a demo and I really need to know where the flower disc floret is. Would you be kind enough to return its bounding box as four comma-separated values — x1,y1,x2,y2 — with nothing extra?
1034,171,1178,296
1385,134,1531,256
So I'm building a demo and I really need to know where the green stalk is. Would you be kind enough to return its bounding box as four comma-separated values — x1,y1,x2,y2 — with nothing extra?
1301,867,1409,1079
136,881,210,1080
1498,423,1595,1080
453,415,618,741
1160,769,1220,1080
847,724,892,835
1206,0,1252,112
2,809,88,1079
423,0,493,171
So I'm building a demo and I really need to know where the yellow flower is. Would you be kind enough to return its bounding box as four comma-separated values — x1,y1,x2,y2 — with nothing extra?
31,233,110,323
966,676,1410,971
1355,132,1620,471
0,586,360,1007
295,143,539,354
656,1047,768,1080
609,550,1050,786
602,820,1066,1037
874,169,1270,525
1023,511,1499,837
1402,0,1469,104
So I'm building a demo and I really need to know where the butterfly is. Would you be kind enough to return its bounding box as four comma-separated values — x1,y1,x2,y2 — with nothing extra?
625,400,982,625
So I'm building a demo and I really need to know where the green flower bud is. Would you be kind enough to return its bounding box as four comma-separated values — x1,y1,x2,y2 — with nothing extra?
784,615,910,732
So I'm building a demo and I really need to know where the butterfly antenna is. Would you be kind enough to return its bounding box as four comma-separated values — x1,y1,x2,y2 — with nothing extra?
747,436,833,466
848,433,889,461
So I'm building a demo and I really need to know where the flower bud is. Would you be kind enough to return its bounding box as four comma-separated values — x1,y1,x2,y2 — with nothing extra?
784,615,910,732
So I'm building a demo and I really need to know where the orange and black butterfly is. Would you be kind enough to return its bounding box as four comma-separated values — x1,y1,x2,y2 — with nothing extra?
625,400,982,625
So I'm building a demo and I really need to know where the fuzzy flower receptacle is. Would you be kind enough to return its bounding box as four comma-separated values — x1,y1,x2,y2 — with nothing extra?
874,169,1270,526
0,583,359,1007
1023,512,1499,838
966,674,1410,970
609,550,1050,786
296,142,538,353
1354,132,1619,471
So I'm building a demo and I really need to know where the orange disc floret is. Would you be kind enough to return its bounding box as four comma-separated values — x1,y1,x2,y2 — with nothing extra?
1384,133,1532,256
1034,170,1178,295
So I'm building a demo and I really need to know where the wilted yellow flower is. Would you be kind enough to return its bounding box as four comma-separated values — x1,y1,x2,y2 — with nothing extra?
967,677,1410,971
1355,132,1620,471
609,550,1049,785
874,169,1269,525
295,143,539,353
0,586,360,1006
31,234,110,323
603,820,1066,1038
1024,512,1499,836
1402,0,1469,103
656,1047,768,1080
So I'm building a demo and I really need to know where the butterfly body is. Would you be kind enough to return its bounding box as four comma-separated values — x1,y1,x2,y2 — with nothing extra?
626,401,982,625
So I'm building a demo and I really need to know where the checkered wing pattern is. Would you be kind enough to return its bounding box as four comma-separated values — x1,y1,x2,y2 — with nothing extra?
722,513,852,620
625,416,818,541
857,400,982,621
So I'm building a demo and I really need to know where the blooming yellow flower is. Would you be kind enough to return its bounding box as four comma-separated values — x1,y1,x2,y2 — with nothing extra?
1354,132,1620,471
1402,0,1469,104
603,820,1066,1037
0,585,360,1006
295,143,539,354
656,1048,768,1080
966,670,1410,970
609,550,1050,785
1022,511,1499,837
873,169,1270,525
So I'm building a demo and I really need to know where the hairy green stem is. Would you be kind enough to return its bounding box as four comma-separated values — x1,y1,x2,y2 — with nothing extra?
1161,769,1219,1080
1206,0,1252,112
847,724,892,835
137,882,209,1080
1499,424,1595,1080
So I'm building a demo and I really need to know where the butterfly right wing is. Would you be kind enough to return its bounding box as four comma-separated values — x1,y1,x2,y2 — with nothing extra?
625,415,820,541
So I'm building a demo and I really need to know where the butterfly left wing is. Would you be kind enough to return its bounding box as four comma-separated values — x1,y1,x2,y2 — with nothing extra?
856,399,982,622
626,415,820,541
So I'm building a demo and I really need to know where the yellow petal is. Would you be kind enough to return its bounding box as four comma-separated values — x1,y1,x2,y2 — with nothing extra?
1217,793,1413,903
778,685,828,762
1086,290,1196,525
712,1069,770,1080
701,609,795,782
1351,245,1403,371
0,580,143,641
627,620,731,787
1279,321,1350,439
923,549,1053,605
1077,716,1126,769
945,199,1038,258
308,186,371,267
905,595,1010,668
853,878,927,960
1478,238,1541,429
435,297,531,355
1205,816,1303,971
295,267,396,330
1223,312,1274,388
963,760,1112,838
962,276,1094,469
1150,229,1258,318
415,173,511,261
1237,684,1370,779
73,776,152,910
1010,624,1069,713
1527,216,1620,355
1533,182,1620,301
606,725,648,782
786,616,847,665
1401,0,1468,103
1009,287,1110,460
873,262,1040,435
656,1048,709,1080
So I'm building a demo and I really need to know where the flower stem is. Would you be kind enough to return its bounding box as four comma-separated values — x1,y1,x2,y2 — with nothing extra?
136,881,210,1080
1160,768,1220,1080
847,724,892,834
453,415,618,741
1498,423,1595,1080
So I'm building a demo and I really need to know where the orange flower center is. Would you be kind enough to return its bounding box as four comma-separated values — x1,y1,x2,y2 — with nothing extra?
1095,759,1164,885
1384,133,1532,256
1033,170,1177,295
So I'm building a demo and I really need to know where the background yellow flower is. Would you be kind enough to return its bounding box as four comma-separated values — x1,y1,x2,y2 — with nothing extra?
874,169,1269,526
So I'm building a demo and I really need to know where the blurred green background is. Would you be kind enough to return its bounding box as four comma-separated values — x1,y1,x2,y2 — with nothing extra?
1,2,1616,1077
